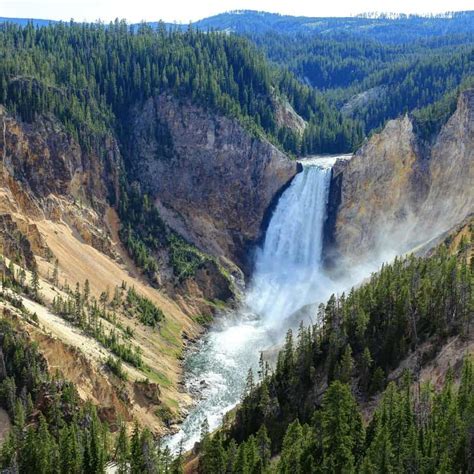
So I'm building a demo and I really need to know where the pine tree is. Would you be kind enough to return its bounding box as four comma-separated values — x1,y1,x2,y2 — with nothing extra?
30,267,40,300
35,415,56,473
360,347,373,394
225,439,238,473
0,432,18,472
13,399,25,430
278,420,305,474
74,282,82,324
115,421,130,474
84,279,90,306
200,432,226,474
321,381,364,473
140,429,159,473
370,367,386,394
53,258,59,286
256,425,271,468
244,368,255,399
364,423,395,473
337,344,354,384
130,423,144,474
59,424,82,474
84,408,106,473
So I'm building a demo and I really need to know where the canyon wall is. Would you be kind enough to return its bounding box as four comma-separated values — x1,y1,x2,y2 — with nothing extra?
0,106,121,264
128,94,299,272
326,89,474,266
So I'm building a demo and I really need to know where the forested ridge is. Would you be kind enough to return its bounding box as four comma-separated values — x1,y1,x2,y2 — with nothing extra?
199,367,474,473
0,21,363,156
197,221,474,473
0,18,472,155
186,11,474,43
244,30,474,140
146,9,474,142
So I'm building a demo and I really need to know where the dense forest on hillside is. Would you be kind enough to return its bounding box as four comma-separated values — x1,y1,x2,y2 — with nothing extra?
0,21,363,157
199,365,474,473
176,11,474,142
250,33,473,90
0,18,473,156
151,11,473,141
197,223,474,472
245,31,474,138
170,10,474,43
0,315,110,473
0,315,183,473
175,11,474,144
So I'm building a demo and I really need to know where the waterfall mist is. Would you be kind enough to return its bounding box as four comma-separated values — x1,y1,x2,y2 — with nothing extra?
165,156,357,452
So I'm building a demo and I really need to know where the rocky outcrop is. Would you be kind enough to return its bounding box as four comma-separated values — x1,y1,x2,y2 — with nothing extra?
273,95,307,135
129,94,299,272
341,86,387,118
0,106,120,214
0,106,121,259
326,89,474,266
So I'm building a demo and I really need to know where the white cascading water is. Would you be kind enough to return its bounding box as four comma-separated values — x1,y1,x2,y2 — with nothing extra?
165,156,341,452
246,156,336,327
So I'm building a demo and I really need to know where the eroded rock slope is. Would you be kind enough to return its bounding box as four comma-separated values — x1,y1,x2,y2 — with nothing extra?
326,89,474,266
128,94,299,271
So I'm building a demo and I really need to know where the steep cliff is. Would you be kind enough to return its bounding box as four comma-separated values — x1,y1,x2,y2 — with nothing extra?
417,90,474,237
0,106,119,207
128,94,299,272
0,105,120,259
326,89,474,266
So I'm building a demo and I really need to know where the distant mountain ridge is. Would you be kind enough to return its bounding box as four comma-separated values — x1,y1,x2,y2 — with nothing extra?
0,17,56,27
2,9,474,42
189,10,474,42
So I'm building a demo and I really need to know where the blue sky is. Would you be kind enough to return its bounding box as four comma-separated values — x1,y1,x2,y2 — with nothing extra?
1,0,472,23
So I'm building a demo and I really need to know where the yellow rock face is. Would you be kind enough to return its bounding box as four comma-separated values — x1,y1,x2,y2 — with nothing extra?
329,90,474,266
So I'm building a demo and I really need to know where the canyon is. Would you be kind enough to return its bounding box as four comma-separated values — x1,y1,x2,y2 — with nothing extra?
0,81,472,440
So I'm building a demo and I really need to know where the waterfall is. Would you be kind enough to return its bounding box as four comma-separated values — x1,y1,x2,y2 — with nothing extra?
246,156,337,325
165,156,340,452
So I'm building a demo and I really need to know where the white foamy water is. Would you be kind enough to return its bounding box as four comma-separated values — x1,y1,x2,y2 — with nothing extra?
165,156,343,452
246,157,338,327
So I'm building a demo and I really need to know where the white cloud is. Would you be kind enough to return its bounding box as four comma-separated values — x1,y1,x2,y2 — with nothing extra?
0,0,472,23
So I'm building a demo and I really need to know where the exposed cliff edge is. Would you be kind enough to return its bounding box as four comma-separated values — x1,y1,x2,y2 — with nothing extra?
326,89,474,266
0,105,121,262
128,94,299,273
